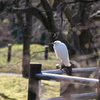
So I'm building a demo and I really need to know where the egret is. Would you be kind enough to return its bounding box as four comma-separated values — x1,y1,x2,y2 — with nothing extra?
53,40,71,67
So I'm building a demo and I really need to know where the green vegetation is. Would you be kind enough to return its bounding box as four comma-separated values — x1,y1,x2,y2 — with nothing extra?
0,76,60,100
0,44,60,73
0,76,28,100
0,44,98,100
0,44,60,100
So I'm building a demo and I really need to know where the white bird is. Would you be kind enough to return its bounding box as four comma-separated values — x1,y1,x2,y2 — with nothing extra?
53,40,71,67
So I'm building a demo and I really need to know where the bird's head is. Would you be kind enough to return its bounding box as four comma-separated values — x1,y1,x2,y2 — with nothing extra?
54,40,62,46
48,40,61,46
54,40,61,44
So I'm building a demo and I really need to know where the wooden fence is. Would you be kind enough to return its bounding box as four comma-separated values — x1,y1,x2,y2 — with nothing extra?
28,63,100,100
7,44,49,62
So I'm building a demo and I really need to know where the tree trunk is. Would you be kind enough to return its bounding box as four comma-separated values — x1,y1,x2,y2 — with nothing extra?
22,0,32,78
22,33,31,78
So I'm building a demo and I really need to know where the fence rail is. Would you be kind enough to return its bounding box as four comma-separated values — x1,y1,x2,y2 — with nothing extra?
42,67,100,74
36,73,98,87
28,63,100,100
41,93,98,100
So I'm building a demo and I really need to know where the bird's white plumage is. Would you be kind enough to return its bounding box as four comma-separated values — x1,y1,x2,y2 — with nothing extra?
53,40,71,67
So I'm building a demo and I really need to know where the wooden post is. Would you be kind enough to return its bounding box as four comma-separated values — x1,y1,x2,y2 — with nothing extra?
7,44,12,62
28,63,41,100
44,45,48,60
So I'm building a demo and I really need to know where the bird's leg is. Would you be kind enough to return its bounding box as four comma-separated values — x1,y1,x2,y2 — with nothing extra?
61,63,65,70
61,64,72,75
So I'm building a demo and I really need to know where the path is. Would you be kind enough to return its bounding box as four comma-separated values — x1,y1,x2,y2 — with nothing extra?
0,73,22,76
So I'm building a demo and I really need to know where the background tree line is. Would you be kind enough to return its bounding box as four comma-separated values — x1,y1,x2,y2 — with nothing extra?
0,0,100,77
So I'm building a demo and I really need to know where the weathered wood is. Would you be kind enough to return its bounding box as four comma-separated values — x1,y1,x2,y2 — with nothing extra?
7,44,12,62
42,67,100,74
28,63,41,100
36,73,99,87
44,45,49,60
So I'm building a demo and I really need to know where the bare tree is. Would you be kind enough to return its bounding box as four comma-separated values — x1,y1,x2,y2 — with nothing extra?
0,0,100,77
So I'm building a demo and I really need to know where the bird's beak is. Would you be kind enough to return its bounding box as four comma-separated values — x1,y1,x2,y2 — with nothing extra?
48,43,54,45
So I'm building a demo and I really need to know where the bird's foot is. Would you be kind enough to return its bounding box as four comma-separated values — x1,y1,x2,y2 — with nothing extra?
61,66,72,76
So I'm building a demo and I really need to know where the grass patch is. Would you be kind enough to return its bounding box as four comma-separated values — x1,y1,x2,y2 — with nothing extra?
0,76,60,100
0,44,60,99
0,76,28,100
0,44,60,73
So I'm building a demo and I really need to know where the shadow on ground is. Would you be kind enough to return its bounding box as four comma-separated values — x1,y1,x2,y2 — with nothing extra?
0,93,17,100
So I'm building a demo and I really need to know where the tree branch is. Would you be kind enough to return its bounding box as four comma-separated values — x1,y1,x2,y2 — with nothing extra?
89,10,100,21
64,7,73,26
57,0,73,25
40,0,57,33
7,6,49,30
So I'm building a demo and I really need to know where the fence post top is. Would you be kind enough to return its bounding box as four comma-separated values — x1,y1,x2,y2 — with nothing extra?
30,63,42,65
8,44,12,46
45,45,49,47
29,63,42,78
